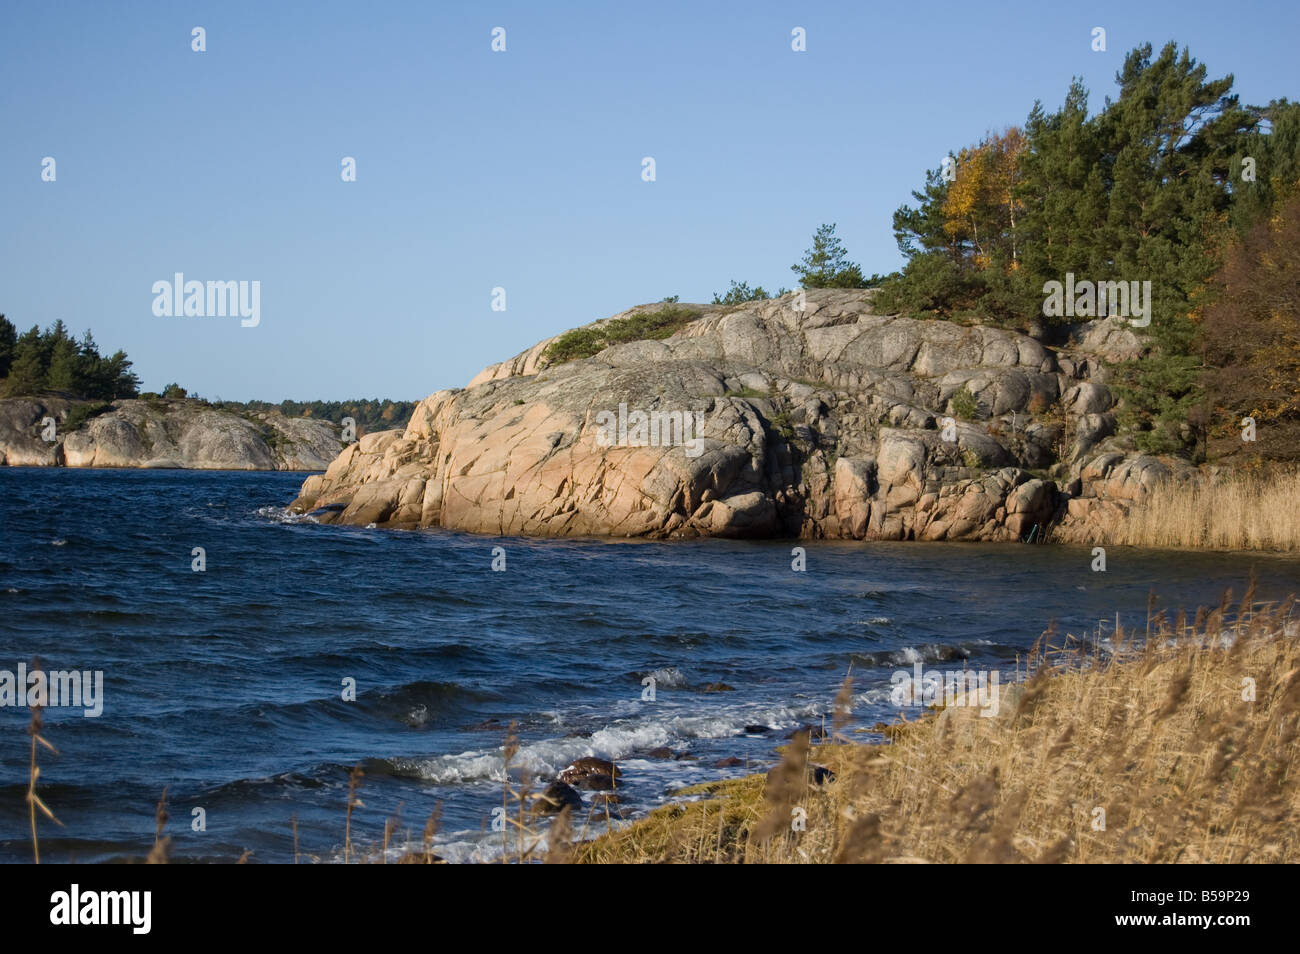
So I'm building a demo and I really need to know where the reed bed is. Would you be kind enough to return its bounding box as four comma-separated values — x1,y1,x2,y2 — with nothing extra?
574,595,1300,863
1110,468,1300,551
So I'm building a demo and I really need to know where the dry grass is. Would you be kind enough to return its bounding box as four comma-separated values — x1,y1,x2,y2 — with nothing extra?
573,596,1300,863
25,659,61,864
146,788,170,864
1111,468,1300,551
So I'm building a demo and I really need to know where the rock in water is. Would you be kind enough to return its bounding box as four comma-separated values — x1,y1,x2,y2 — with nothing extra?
531,780,582,815
288,289,1184,540
558,757,621,790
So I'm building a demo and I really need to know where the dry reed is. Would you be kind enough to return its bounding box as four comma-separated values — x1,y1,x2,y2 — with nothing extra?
1110,469,1300,551
575,596,1300,863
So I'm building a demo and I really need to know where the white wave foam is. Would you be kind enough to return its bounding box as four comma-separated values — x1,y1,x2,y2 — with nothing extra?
255,505,318,525
645,666,687,688
388,687,898,786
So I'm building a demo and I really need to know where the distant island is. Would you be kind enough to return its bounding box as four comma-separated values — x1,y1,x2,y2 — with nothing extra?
0,315,416,471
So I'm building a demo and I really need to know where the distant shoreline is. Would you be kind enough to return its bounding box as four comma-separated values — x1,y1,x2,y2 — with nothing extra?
0,395,343,472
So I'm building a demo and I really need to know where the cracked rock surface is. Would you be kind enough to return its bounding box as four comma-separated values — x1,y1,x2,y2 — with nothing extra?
291,290,1180,541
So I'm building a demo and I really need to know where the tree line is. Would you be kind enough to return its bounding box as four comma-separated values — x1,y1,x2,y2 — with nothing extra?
0,317,140,400
717,42,1300,461
0,317,416,432
878,41,1300,458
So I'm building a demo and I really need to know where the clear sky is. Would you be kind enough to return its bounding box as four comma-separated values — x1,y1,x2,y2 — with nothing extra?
2,0,1297,401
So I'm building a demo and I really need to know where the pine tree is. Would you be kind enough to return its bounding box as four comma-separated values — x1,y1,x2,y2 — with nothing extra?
0,315,16,379
1229,99,1300,233
45,334,81,392
791,224,867,288
1100,43,1258,454
1016,79,1111,311
712,280,771,304
3,326,47,396
107,351,140,399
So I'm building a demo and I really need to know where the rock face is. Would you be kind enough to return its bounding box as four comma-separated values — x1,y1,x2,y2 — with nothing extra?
290,290,1171,540
0,397,342,471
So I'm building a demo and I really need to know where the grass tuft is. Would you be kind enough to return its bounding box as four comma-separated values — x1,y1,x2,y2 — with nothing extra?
542,305,700,365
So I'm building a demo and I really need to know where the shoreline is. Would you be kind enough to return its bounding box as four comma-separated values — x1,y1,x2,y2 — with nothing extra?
572,599,1300,863
0,395,342,471
13,465,1300,555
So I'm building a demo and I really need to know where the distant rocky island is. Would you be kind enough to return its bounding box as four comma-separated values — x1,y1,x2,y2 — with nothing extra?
0,396,343,471
289,289,1188,544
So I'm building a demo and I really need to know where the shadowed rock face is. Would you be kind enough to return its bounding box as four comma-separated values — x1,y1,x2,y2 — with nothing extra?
0,397,342,471
290,290,1176,540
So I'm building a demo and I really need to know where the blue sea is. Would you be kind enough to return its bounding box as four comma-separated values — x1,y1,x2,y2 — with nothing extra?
1,467,1296,862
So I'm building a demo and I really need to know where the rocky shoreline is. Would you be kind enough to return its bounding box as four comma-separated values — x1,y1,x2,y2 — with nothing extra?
0,396,342,471
289,289,1190,542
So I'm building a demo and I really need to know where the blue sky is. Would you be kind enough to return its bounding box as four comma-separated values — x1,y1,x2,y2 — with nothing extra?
2,0,1297,401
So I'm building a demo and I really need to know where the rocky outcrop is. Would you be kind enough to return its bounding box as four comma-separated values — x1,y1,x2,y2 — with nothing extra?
291,289,1171,540
0,397,342,471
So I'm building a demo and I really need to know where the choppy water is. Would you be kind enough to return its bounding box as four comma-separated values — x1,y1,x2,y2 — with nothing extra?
0,467,1296,862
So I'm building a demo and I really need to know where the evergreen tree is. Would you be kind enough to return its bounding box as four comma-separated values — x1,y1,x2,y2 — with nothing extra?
1015,79,1111,312
106,351,140,399
0,319,140,399
712,280,771,304
0,315,15,379
1100,43,1258,453
45,334,81,392
3,326,47,396
791,224,867,288
1229,98,1300,233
